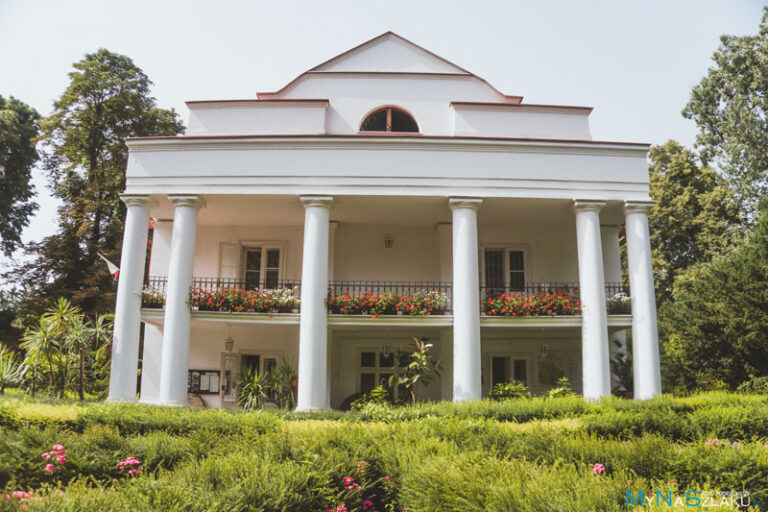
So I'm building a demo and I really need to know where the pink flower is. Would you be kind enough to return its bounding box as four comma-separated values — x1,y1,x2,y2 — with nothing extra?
384,476,391,482
57,456,67,465
44,464,55,472
51,444,63,451
592,463,605,475
41,452,51,460
363,500,374,510
128,468,140,474
731,441,743,448
342,477,354,485
704,438,721,447
335,507,348,512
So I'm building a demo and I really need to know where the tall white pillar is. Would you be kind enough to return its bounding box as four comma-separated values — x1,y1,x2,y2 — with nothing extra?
574,200,611,400
601,225,627,390
450,198,483,402
158,195,204,406
624,201,662,399
296,196,333,411
108,195,151,402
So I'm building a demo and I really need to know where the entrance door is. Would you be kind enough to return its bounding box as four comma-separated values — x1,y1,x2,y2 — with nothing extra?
490,356,528,386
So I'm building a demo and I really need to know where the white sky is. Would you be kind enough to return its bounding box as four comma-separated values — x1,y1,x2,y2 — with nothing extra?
0,0,765,275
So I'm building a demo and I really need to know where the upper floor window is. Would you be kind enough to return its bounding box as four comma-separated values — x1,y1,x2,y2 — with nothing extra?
360,107,419,133
244,247,281,289
483,249,526,291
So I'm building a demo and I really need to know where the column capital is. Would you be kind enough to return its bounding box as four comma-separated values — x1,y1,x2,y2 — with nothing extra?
120,194,153,208
300,196,334,209
573,199,606,213
169,195,205,209
624,200,655,214
449,197,483,211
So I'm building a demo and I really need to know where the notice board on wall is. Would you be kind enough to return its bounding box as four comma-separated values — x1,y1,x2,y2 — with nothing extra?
187,369,221,394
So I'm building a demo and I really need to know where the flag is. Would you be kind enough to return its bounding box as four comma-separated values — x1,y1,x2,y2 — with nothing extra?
98,252,120,280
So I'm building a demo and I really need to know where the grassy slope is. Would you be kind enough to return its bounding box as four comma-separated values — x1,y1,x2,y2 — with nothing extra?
0,393,766,511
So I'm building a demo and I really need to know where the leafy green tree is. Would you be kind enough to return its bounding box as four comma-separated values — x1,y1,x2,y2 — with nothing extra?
388,337,441,404
659,210,768,390
683,8,768,213
0,96,39,256
647,141,742,302
9,49,183,316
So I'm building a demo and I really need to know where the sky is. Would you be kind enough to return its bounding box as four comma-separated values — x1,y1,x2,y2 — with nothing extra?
0,0,765,275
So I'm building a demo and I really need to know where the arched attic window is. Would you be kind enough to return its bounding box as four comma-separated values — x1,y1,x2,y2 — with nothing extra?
360,106,419,133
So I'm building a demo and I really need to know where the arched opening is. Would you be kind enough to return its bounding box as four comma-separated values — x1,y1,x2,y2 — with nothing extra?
360,106,419,133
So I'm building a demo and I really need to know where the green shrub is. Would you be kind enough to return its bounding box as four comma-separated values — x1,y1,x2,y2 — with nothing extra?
545,377,576,398
488,380,531,400
737,376,768,394
350,385,390,410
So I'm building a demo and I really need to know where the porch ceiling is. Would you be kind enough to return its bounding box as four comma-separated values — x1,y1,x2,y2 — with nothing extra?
148,195,626,227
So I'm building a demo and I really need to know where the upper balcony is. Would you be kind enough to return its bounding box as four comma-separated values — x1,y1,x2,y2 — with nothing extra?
141,277,631,326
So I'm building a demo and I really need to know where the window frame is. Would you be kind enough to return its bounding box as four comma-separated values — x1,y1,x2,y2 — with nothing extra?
479,245,530,291
358,348,402,393
358,105,421,134
240,241,286,289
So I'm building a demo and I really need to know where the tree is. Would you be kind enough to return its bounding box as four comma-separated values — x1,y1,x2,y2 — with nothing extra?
659,210,768,391
647,141,742,302
388,337,441,404
683,8,768,213
9,49,183,316
0,95,39,256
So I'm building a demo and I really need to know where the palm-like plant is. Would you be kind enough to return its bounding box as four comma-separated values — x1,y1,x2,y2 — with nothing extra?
21,317,61,393
266,358,298,409
238,365,267,410
0,344,22,394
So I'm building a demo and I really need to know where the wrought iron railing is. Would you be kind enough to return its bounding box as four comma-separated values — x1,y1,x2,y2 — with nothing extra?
327,280,453,314
142,277,630,315
479,281,630,315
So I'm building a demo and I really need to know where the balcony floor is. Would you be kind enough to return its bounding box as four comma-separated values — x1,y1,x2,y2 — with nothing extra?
141,309,632,329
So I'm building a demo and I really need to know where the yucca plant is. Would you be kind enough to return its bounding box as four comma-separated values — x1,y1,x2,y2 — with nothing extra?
238,365,267,410
0,344,22,393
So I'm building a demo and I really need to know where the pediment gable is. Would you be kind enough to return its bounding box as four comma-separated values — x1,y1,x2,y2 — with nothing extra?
309,32,471,75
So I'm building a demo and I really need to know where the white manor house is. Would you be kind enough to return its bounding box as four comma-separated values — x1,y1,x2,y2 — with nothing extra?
107,32,661,409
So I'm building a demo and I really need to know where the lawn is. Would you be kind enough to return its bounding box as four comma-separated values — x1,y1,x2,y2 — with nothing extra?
0,392,767,511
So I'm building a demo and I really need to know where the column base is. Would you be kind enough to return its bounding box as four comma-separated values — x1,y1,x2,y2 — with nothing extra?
105,395,138,403
156,400,187,407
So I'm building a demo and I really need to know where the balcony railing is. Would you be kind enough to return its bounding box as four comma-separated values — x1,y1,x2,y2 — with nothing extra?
327,280,453,315
141,277,630,316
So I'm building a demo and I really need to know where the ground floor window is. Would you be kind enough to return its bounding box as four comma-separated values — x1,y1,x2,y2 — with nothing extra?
360,350,395,393
491,356,528,386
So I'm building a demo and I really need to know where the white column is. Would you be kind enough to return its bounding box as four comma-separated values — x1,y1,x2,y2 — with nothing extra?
296,196,333,411
574,200,611,400
108,195,151,402
158,195,204,406
624,201,662,399
449,198,483,402
601,225,627,390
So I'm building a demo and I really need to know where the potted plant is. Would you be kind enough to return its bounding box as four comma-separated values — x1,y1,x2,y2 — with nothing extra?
142,287,164,308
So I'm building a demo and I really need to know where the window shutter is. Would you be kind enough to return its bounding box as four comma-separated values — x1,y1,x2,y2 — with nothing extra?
219,243,241,280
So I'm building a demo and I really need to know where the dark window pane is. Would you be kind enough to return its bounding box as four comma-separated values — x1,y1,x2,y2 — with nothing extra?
509,251,524,271
361,110,387,131
380,352,395,368
246,250,261,271
245,272,260,290
390,109,419,132
484,250,504,290
265,269,279,289
510,272,525,291
492,357,507,386
514,359,527,384
242,354,260,374
361,373,375,392
361,352,375,367
264,358,277,375
266,249,280,268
